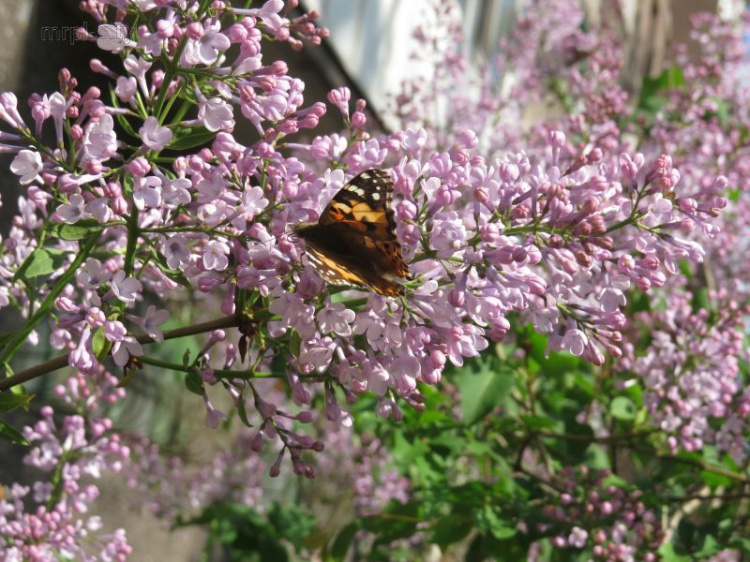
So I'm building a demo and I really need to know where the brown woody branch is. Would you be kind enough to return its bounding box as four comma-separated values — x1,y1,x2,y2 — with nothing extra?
0,316,238,393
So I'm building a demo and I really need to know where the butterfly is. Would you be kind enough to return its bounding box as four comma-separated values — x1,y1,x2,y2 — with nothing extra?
292,169,412,297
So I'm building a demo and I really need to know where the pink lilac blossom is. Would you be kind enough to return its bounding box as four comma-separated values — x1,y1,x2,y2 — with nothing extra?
0,374,131,561
528,467,663,561
618,287,749,462
0,0,726,465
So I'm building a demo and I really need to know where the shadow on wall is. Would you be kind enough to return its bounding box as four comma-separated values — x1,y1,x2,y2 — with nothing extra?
0,0,110,237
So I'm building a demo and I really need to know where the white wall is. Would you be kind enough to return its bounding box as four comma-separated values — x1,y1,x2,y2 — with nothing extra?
304,0,519,119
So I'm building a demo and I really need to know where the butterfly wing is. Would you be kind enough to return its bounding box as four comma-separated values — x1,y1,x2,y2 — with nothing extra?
304,242,379,290
296,169,411,296
318,170,411,280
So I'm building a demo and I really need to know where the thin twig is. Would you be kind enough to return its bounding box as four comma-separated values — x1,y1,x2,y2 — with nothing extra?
663,492,750,503
515,466,568,495
650,451,749,484
535,429,659,444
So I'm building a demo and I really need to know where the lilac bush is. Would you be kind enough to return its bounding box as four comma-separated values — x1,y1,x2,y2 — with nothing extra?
0,374,131,561
0,0,748,559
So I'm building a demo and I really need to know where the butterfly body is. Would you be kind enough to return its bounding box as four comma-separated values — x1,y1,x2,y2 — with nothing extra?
293,169,411,297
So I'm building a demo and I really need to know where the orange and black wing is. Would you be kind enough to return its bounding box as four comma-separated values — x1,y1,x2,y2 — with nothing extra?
296,169,411,296
318,170,411,281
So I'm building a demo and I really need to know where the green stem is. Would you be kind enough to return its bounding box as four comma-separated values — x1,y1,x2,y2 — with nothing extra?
603,215,637,235
0,234,99,370
124,207,139,275
154,37,188,121
138,355,280,380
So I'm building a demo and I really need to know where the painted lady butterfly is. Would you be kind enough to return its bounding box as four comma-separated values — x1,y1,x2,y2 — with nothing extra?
293,169,411,297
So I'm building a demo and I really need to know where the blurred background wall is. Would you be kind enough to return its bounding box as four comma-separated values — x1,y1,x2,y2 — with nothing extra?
302,0,744,122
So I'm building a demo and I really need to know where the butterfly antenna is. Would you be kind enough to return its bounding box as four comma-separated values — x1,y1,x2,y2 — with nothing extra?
283,229,301,243
269,228,301,244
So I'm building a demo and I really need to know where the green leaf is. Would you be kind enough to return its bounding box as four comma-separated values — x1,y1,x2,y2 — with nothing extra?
167,127,216,150
696,534,721,557
455,356,515,425
628,290,652,313
416,410,454,428
91,327,108,358
0,419,30,445
729,536,750,552
464,440,492,457
429,515,473,546
13,247,69,281
637,65,685,113
476,506,517,540
610,396,637,421
520,414,558,431
700,470,733,489
572,372,595,396
327,522,360,561
236,392,253,427
0,392,33,413
267,503,316,551
184,371,204,395
601,474,629,489
49,219,103,241
691,287,710,313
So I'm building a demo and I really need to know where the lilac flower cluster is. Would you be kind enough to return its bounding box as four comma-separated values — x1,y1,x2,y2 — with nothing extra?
0,0,725,473
0,379,131,561
531,467,662,562
396,0,749,459
124,431,265,521
619,288,749,461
